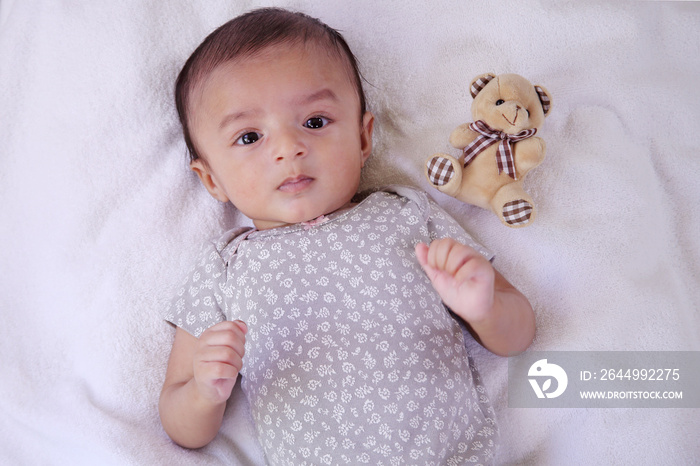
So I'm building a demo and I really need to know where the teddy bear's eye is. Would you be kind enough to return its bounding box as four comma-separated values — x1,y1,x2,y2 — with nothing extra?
495,99,505,106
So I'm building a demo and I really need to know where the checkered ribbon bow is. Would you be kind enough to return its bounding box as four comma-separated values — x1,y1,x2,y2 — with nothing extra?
463,120,537,179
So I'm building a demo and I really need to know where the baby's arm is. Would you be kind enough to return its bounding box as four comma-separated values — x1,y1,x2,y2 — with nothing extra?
159,321,247,448
415,238,535,356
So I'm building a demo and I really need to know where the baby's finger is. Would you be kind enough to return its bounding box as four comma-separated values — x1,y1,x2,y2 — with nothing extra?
200,357,243,380
195,361,240,403
201,321,247,344
207,319,248,335
197,333,246,366
427,238,456,271
444,243,482,276
234,320,247,334
199,344,244,367
415,242,443,285
454,253,494,289
414,242,429,268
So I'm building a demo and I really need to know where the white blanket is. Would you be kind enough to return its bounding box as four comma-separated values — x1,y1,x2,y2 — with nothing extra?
1,1,698,464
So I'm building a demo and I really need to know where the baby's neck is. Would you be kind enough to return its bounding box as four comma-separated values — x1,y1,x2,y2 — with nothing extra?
252,201,358,231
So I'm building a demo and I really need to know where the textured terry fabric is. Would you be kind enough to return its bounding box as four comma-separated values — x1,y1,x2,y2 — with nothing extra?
165,187,497,465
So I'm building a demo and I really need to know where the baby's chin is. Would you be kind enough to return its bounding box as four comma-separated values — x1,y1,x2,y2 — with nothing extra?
249,193,357,230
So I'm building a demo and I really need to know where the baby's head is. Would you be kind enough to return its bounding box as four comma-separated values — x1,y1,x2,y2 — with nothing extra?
175,8,374,230
176,8,368,162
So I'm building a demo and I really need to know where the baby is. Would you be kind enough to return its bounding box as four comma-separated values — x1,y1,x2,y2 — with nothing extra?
160,7,535,465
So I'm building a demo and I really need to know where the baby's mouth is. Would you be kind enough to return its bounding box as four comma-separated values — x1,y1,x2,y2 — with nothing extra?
278,175,314,193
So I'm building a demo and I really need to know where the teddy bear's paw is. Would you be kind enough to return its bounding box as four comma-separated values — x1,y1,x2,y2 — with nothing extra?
503,199,534,226
426,156,456,187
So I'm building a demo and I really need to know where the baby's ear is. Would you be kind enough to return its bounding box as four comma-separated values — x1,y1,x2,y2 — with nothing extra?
190,159,230,203
470,73,496,99
360,111,375,165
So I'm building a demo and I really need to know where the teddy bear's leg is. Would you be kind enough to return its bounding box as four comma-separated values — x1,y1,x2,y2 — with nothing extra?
490,183,536,228
425,153,463,196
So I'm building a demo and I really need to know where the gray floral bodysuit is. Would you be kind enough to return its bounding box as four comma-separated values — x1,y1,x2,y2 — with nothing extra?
165,186,498,465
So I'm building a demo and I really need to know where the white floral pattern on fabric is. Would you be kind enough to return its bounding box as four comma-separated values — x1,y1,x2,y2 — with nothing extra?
165,187,497,465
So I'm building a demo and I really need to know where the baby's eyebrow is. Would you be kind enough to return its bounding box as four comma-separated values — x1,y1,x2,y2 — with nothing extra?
219,109,260,131
295,88,339,106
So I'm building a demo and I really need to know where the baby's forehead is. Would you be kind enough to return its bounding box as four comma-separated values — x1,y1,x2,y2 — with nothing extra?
190,40,359,111
215,40,352,81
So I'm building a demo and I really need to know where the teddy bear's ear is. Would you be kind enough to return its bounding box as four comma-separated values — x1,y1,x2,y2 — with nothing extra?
470,73,496,99
534,85,552,116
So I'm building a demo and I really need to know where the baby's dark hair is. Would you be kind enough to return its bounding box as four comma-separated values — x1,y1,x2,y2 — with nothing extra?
175,7,367,162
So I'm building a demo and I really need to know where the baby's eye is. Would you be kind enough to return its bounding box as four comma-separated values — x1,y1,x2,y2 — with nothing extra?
495,99,505,106
304,116,330,129
235,132,261,145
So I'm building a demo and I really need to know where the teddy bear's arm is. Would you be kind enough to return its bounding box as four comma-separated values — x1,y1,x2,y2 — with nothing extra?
449,123,478,150
513,137,546,174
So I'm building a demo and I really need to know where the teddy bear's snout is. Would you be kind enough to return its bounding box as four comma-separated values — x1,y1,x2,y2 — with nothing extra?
500,103,527,130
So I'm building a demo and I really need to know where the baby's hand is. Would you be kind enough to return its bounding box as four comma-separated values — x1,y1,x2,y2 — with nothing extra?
415,238,495,324
192,320,247,405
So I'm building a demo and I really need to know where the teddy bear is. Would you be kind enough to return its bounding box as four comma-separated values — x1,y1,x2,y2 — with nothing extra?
425,73,552,227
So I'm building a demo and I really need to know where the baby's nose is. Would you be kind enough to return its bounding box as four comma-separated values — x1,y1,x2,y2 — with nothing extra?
273,129,306,161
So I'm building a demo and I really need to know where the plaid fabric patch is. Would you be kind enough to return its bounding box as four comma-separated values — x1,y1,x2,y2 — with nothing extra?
426,156,455,186
470,74,495,98
464,120,537,180
502,199,533,226
535,85,551,115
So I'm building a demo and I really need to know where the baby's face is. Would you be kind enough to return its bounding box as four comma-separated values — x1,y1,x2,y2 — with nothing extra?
189,42,373,230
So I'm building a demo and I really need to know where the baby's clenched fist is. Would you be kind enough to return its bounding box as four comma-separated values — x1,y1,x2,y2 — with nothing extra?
415,238,495,324
192,320,247,405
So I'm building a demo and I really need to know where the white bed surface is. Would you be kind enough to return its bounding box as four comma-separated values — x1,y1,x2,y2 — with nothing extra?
1,1,698,464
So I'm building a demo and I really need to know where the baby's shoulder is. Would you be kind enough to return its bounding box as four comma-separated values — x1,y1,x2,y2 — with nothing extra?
210,226,255,264
364,185,435,218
